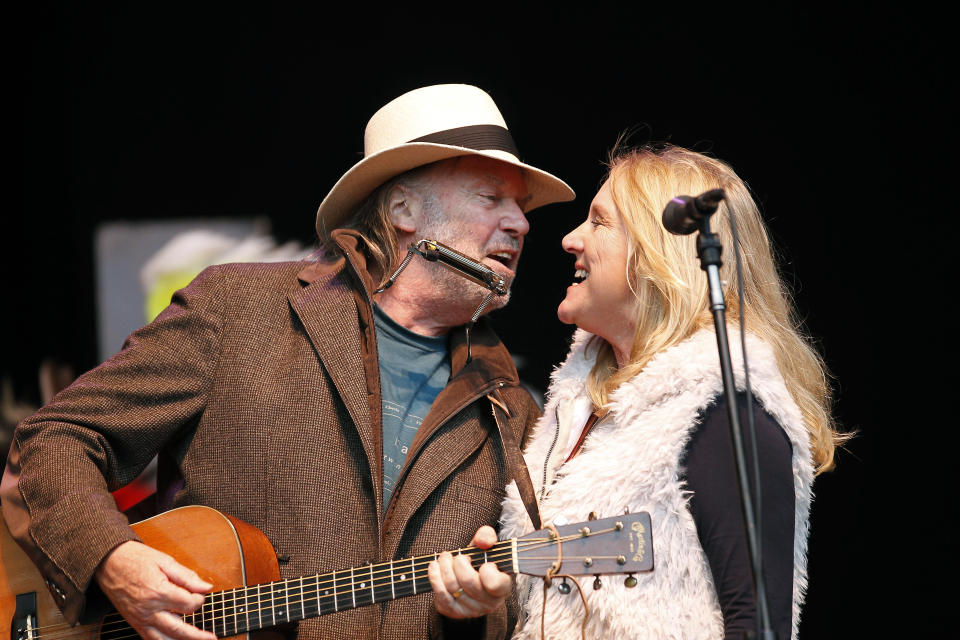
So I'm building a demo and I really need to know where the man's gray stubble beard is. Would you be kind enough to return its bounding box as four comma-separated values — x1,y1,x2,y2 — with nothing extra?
417,194,514,314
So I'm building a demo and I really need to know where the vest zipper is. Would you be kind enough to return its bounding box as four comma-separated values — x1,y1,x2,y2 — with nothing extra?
540,406,561,502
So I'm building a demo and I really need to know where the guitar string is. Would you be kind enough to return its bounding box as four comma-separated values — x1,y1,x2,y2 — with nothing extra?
27,534,612,640
28,541,526,640
32,536,612,640
26,528,628,640
47,546,525,640
83,535,554,635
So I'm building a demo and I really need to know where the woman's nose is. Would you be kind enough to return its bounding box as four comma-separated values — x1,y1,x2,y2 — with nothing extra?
561,223,586,255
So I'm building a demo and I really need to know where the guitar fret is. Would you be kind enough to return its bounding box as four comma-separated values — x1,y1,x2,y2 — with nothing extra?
301,575,316,617
205,595,214,634
369,563,375,604
248,583,257,632
335,568,350,612
414,571,432,596
332,570,340,612
237,585,249,634
258,582,269,631
226,588,236,635
234,587,245,635
350,566,357,609
390,559,396,600
216,588,226,637
371,561,392,603
222,588,235,637
294,576,306,622
275,579,287,625
313,573,334,616
411,557,418,595
204,591,212,636
265,582,274,629
229,587,238,635
353,564,371,609
223,589,237,636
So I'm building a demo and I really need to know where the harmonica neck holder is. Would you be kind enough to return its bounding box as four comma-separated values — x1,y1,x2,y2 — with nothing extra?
372,240,505,364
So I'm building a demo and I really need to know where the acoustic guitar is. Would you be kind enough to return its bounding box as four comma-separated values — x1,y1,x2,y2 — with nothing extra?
1,506,652,640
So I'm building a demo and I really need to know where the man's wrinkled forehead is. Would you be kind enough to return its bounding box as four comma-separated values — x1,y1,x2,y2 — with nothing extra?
434,156,532,206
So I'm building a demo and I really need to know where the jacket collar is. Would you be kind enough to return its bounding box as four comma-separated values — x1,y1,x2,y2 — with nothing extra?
295,229,378,293
298,229,520,382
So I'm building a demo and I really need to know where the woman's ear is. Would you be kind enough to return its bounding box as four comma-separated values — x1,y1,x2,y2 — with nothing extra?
388,183,418,235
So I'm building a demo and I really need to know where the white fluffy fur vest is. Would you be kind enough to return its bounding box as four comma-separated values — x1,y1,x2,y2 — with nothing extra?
500,329,814,639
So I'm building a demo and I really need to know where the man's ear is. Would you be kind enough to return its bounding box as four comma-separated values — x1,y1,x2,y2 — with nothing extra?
388,183,418,235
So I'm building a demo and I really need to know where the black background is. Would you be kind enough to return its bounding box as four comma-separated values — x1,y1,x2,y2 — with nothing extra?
8,2,950,636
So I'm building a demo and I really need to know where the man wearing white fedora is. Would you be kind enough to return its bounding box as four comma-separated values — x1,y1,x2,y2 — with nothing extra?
3,84,574,639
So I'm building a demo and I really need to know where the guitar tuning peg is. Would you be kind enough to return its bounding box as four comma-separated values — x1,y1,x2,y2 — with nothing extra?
558,578,571,595
588,511,598,521
624,573,637,588
593,576,602,590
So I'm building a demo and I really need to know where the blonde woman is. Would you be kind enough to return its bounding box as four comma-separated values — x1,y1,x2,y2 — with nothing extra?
496,144,846,639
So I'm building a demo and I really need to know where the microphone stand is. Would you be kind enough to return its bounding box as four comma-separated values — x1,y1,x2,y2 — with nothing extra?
695,215,775,640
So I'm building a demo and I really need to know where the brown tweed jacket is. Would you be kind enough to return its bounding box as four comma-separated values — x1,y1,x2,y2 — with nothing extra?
1,230,540,639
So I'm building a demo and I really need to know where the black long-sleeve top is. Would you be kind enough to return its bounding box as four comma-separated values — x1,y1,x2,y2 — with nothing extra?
682,393,796,640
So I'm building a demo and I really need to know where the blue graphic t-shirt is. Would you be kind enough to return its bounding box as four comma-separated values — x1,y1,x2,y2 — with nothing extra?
373,305,450,511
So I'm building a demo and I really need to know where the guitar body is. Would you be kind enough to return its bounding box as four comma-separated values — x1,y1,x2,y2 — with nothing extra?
1,506,282,640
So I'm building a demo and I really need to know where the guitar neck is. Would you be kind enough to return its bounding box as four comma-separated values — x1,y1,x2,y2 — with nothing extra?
181,541,515,637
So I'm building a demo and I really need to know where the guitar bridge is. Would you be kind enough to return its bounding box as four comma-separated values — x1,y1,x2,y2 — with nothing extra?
11,593,37,640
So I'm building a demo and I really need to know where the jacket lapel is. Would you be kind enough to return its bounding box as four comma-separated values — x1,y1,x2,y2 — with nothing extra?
383,321,519,553
288,262,378,472
406,319,518,477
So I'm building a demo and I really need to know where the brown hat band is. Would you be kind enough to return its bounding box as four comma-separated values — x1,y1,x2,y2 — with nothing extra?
408,124,520,157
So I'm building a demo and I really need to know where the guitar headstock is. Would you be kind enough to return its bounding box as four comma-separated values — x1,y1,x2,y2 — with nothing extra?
513,512,653,577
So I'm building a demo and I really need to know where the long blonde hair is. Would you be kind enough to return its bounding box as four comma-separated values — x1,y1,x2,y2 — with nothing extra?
587,144,845,474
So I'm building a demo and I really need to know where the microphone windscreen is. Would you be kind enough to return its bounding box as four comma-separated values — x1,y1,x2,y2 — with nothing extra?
662,196,699,235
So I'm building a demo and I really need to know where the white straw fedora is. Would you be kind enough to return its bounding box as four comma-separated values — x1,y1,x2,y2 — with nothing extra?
315,84,575,234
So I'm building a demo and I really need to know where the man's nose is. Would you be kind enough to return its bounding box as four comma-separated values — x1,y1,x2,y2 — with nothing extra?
500,200,530,237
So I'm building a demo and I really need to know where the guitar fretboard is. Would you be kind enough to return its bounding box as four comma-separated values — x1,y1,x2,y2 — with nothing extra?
104,542,514,638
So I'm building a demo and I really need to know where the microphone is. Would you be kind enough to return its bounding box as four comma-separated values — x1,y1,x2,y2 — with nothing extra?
418,239,507,295
662,188,726,235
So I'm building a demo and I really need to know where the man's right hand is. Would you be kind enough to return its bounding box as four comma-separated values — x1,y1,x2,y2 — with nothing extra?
94,540,217,640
